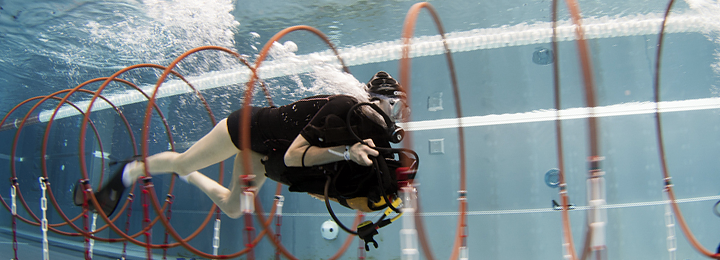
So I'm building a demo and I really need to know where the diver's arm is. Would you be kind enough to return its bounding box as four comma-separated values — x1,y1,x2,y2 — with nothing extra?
284,135,379,167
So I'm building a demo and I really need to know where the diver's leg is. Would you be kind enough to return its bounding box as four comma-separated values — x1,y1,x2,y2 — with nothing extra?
186,151,267,218
126,118,239,181
83,118,240,217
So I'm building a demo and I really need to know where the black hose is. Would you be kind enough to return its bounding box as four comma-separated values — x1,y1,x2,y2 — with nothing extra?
346,102,404,213
322,101,421,234
324,175,358,234
323,174,387,235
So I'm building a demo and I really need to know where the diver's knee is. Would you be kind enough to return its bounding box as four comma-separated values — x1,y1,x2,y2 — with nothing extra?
224,207,242,219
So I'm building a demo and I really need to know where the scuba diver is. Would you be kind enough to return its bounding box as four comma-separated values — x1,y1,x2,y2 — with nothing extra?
74,71,417,250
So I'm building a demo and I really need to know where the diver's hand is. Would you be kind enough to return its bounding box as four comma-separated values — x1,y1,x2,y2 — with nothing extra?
349,139,379,166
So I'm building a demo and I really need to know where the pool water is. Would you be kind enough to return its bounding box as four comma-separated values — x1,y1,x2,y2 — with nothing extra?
1,0,720,259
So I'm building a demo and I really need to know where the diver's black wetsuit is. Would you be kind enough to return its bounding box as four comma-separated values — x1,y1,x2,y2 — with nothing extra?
225,94,396,211
226,94,371,153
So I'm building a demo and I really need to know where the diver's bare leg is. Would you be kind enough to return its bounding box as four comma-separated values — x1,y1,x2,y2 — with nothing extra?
126,118,239,180
187,151,267,218
124,117,268,218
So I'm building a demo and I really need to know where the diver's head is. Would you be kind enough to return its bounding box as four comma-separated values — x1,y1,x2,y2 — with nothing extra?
367,71,409,122
367,71,403,98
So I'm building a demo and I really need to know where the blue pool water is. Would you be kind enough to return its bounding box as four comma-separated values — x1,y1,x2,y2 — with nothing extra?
2,0,720,259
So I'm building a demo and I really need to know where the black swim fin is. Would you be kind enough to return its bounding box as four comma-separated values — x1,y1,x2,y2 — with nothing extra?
73,161,129,217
